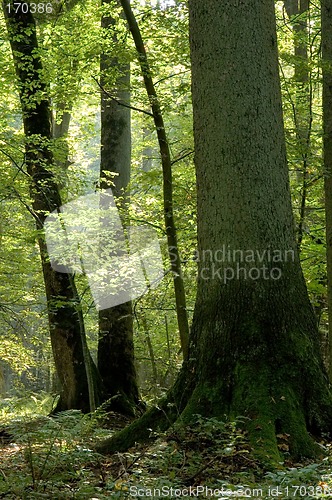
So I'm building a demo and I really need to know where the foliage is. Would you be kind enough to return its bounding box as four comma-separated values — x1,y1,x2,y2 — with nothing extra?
2,407,332,498
0,0,332,494
0,0,193,395
0,412,101,497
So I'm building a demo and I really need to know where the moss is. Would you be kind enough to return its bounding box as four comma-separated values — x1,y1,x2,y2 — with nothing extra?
225,361,320,463
95,395,181,454
179,384,217,423
271,385,320,459
96,317,332,462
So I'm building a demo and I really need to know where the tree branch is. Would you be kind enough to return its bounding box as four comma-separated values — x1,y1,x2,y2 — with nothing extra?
93,76,153,117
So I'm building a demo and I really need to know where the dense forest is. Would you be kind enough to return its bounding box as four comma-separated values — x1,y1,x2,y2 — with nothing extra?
1,0,332,498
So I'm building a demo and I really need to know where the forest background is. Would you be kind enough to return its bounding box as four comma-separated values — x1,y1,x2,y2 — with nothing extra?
0,0,195,403
1,0,332,497
0,0,327,405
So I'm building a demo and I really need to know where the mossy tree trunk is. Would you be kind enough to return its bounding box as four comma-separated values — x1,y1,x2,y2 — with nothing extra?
185,0,327,461
98,0,141,416
97,0,332,461
3,1,100,413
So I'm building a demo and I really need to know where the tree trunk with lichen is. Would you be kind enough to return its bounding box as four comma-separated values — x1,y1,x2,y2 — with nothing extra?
96,0,332,462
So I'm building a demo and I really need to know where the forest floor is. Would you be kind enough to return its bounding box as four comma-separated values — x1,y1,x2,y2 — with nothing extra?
0,394,332,499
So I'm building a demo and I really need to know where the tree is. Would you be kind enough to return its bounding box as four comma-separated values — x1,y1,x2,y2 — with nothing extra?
120,0,189,359
322,0,332,379
97,0,141,415
284,0,309,84
283,0,312,248
3,1,100,412
97,0,332,461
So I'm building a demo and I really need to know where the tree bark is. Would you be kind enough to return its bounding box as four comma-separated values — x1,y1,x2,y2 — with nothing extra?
284,0,309,83
52,102,72,190
3,1,100,412
98,0,141,416
97,0,332,462
322,0,332,380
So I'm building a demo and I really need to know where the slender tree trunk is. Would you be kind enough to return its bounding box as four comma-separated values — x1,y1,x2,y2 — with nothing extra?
3,2,100,412
120,0,189,359
97,0,332,461
52,93,98,412
322,0,332,380
98,0,141,415
284,0,311,248
53,103,72,140
141,314,158,387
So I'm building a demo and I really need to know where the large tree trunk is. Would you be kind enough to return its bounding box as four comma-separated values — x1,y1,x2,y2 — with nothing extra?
3,1,100,412
322,0,332,380
98,0,141,415
97,0,332,462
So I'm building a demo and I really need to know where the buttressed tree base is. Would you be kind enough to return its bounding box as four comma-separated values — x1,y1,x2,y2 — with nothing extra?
96,0,332,462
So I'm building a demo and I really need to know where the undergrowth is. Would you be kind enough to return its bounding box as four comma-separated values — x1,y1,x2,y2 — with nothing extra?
0,395,332,499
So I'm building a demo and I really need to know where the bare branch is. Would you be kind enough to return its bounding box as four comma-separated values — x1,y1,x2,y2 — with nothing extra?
171,149,194,166
92,76,154,117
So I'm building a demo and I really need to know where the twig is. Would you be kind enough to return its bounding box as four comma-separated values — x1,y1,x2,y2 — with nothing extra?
171,150,194,166
0,469,7,481
92,76,153,117
11,187,41,224
129,217,166,233
183,457,216,485
154,69,190,86
116,451,146,480
0,147,29,177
